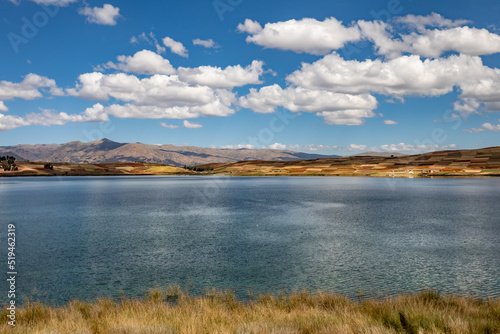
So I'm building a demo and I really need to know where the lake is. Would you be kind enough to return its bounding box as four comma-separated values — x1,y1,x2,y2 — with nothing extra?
0,176,499,305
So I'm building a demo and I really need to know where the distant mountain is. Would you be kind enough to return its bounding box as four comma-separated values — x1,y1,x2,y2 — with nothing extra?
0,139,340,167
347,152,407,157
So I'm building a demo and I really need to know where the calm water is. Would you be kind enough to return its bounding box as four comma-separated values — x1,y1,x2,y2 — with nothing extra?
0,176,499,305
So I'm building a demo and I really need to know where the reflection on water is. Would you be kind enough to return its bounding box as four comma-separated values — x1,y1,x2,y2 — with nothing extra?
0,176,499,305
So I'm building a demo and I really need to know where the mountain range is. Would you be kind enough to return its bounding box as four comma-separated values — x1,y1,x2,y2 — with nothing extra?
0,139,341,167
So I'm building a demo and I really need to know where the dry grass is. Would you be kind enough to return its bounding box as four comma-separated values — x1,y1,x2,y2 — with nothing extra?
2,288,499,333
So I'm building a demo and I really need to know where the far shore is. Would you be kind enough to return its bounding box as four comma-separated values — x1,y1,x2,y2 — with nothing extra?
2,159,500,178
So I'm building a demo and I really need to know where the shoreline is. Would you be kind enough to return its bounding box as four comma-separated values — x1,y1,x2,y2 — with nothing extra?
0,173,500,179
2,288,498,333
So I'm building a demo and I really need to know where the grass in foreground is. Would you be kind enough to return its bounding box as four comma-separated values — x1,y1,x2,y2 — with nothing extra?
2,287,499,333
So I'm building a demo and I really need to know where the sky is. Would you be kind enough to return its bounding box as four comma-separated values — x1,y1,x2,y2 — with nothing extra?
0,0,500,155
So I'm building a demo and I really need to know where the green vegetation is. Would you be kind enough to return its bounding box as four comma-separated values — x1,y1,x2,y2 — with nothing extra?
2,287,499,333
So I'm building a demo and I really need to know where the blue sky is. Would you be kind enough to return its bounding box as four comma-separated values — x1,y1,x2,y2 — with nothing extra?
1,0,499,154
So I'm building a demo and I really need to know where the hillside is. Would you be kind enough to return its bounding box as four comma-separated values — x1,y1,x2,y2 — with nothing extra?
0,139,340,167
195,146,500,177
2,145,499,177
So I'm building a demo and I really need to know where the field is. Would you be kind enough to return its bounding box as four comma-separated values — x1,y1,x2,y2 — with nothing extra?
198,146,500,177
2,288,499,333
0,162,188,177
2,146,500,177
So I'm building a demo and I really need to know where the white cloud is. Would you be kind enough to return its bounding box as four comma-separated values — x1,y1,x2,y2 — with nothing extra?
359,14,500,59
463,127,485,133
177,60,264,89
0,102,7,112
79,4,120,26
0,113,29,131
287,144,338,151
465,122,500,132
26,106,109,126
394,13,471,31
287,53,483,97
183,120,202,129
68,72,223,106
378,143,457,152
241,14,500,59
237,19,263,34
384,120,398,125
30,0,77,6
219,144,255,149
238,17,361,55
102,50,176,75
240,84,377,125
163,37,188,58
287,143,456,153
400,27,500,58
453,98,481,115
160,122,179,129
131,32,166,54
283,52,500,120
0,73,60,101
66,68,242,121
193,38,219,48
0,104,108,131
268,143,287,150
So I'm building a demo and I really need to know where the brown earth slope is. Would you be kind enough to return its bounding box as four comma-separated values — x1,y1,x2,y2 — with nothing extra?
195,146,500,177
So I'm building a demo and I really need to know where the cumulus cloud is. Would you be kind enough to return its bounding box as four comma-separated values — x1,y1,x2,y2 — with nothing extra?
378,143,457,152
394,12,471,31
0,113,29,131
102,50,176,75
0,73,60,101
0,104,108,132
281,52,500,120
237,19,263,34
238,17,361,55
238,14,500,59
287,53,483,97
483,123,500,131
178,60,264,89
193,38,219,48
239,84,377,125
26,106,109,126
160,122,179,129
163,37,188,58
464,121,500,132
183,120,202,128
359,14,500,59
103,102,235,119
219,144,255,149
0,102,7,112
270,142,457,153
384,120,398,125
268,143,287,150
79,4,121,26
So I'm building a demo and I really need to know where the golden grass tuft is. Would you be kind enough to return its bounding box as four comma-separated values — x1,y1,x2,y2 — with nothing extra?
2,287,499,333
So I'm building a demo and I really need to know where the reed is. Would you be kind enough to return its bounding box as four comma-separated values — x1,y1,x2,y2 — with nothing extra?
2,287,499,333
